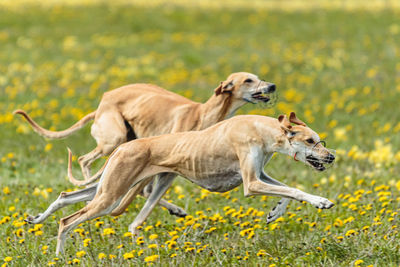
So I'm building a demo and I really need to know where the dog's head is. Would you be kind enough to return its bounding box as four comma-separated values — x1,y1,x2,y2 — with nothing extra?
278,112,335,171
214,72,276,104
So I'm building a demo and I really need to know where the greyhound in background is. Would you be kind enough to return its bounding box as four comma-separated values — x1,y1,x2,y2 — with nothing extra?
16,72,277,218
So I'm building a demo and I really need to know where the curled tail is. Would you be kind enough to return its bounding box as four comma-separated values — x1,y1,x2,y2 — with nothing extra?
13,109,96,139
67,148,106,186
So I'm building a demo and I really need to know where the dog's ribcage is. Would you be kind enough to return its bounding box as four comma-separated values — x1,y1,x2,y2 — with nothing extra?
155,131,242,193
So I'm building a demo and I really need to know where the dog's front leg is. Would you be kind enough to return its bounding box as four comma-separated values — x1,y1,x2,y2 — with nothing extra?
128,173,176,235
259,172,291,224
25,183,98,224
241,156,333,209
245,178,333,209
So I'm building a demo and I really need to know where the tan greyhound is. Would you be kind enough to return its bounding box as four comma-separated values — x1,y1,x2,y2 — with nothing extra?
15,72,276,217
26,112,335,255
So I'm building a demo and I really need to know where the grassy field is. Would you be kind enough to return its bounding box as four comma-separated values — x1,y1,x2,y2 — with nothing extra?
1,1,400,266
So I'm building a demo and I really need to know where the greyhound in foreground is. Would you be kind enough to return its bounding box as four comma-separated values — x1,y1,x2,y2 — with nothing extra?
27,112,335,255
15,72,276,218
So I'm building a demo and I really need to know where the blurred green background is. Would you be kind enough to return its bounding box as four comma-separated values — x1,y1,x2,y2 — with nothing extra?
0,1,399,266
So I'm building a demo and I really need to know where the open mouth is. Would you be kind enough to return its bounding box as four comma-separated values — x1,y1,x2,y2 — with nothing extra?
306,155,326,171
251,91,271,103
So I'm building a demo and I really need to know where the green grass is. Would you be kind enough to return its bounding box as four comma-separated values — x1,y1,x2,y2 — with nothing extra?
1,1,400,266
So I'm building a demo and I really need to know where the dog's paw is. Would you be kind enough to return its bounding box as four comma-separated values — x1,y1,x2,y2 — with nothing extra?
311,197,334,209
25,213,43,224
266,198,290,224
128,224,141,236
168,207,187,218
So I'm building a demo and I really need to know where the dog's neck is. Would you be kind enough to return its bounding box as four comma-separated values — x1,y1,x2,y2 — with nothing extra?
198,93,244,129
251,121,296,159
272,135,296,158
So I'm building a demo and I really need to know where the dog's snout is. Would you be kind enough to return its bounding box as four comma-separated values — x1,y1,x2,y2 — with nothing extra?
326,153,335,164
267,84,276,93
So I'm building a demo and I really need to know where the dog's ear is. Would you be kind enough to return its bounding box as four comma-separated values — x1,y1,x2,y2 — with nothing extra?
289,112,306,127
215,80,234,96
278,114,297,138
214,82,223,96
278,114,291,128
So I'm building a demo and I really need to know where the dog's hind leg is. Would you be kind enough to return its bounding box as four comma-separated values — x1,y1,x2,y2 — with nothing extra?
259,172,291,224
142,177,187,217
56,150,149,255
56,191,125,255
110,178,152,216
266,198,290,224
25,183,98,224
78,148,103,179
109,176,186,218
129,173,176,235
78,110,128,180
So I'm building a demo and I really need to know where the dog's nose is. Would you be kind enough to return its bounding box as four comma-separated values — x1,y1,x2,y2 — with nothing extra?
267,84,276,93
326,153,335,163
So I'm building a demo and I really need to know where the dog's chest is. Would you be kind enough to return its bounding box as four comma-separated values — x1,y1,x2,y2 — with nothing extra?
191,170,243,193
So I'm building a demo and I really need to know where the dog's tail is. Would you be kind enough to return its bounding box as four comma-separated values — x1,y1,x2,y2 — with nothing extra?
13,109,96,139
67,148,105,186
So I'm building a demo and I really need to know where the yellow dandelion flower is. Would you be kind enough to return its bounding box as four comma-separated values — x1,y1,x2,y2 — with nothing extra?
354,259,364,266
3,187,10,195
76,250,86,257
123,252,134,260
102,228,115,236
123,232,133,238
247,231,255,239
35,230,43,236
4,257,12,262
98,253,106,260
83,238,91,247
185,247,195,252
269,223,279,230
15,228,24,237
44,143,53,152
149,234,158,240
136,236,144,245
144,255,159,263
257,249,267,257
144,225,153,231
166,240,177,249
204,227,216,233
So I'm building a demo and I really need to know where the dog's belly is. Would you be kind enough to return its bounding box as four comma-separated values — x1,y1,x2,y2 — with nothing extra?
189,171,243,193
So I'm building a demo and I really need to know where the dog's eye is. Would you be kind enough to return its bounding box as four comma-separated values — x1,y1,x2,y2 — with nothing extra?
306,138,314,144
244,79,253,83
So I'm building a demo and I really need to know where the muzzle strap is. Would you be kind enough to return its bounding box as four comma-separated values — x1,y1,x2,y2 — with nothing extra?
313,140,326,148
